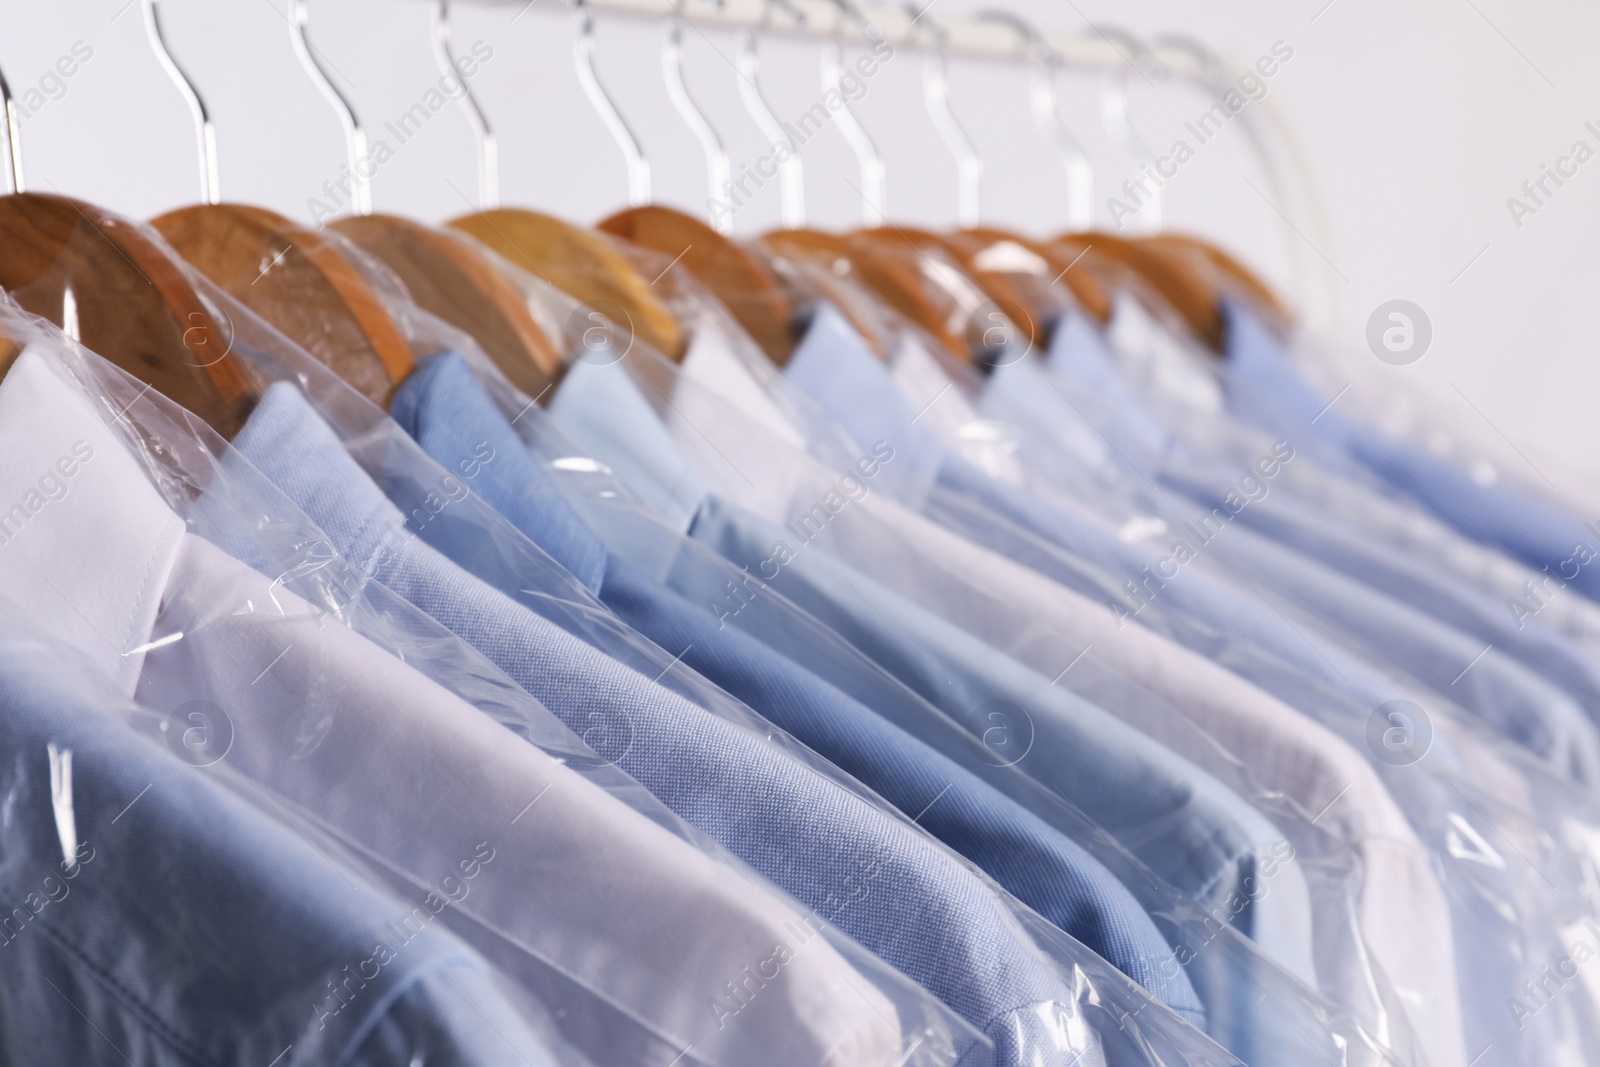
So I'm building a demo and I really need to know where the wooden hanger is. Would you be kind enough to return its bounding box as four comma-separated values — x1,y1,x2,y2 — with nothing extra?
153,204,416,408
1054,230,1225,351
449,209,686,362
1140,233,1292,327
438,6,686,365
592,21,798,365
332,213,564,399
0,192,257,437
598,205,797,365
763,229,973,362
755,237,895,359
957,228,1113,326
132,0,415,409
849,226,1047,358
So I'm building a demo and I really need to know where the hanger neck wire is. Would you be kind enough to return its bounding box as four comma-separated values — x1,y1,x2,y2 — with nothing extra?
142,0,220,204
290,0,371,217
1091,23,1160,234
821,0,884,225
907,8,979,227
433,0,500,210
737,0,807,228
975,9,1092,231
0,64,22,194
663,20,731,231
572,1,650,207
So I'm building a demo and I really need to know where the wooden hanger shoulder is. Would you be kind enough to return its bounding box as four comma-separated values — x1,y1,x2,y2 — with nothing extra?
959,227,1114,327
449,209,685,362
1054,229,1224,351
598,205,797,365
333,213,563,399
754,238,896,359
153,203,416,408
1141,233,1292,327
764,228,970,362
0,192,256,437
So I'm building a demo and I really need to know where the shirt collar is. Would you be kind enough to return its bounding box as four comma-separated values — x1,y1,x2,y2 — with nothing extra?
392,352,609,594
548,357,709,534
1046,314,1174,460
781,303,946,503
886,331,982,453
227,380,405,578
1106,291,1227,412
678,315,807,448
1222,297,1356,448
0,346,186,696
978,354,1113,473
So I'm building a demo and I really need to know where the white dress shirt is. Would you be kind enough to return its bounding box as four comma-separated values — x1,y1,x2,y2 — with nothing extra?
0,343,913,1067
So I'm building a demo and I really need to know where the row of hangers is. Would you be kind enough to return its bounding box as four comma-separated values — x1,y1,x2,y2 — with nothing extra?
0,0,1296,443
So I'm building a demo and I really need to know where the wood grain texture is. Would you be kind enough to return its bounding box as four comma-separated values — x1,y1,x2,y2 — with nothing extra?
449,209,685,362
958,227,1114,327
1053,230,1225,353
1141,234,1292,331
153,204,417,409
333,214,564,400
598,205,797,366
0,193,257,438
762,229,972,363
755,241,895,359
855,225,1052,360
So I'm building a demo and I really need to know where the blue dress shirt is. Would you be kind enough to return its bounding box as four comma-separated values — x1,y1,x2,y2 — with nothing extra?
974,353,1600,784
391,351,1209,1028
228,379,1155,1067
0,627,562,1067
1223,301,1600,606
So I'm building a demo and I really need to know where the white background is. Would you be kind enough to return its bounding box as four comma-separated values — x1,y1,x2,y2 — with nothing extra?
2,0,1596,484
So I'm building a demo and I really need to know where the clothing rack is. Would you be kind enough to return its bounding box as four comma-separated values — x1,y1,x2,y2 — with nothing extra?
440,0,1338,327
460,0,1222,80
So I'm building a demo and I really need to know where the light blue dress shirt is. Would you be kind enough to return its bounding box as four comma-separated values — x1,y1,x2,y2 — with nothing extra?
389,351,1208,1030
388,352,1450,1066
1222,301,1600,606
1044,304,1600,1065
975,350,1600,785
782,303,1600,787
0,626,564,1067
538,344,1357,1032
781,307,1600,1065
227,379,1154,1067
1045,307,1600,741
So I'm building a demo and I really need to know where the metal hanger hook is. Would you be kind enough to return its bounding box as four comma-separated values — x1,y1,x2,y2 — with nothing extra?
737,0,807,228
432,0,499,210
142,0,220,204
821,0,885,225
1090,23,1163,233
290,0,371,217
901,5,979,227
1153,32,1331,323
0,63,23,194
571,0,650,207
976,9,1092,231
663,19,731,231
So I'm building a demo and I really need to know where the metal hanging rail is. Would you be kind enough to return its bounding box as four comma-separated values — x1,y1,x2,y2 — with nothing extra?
463,0,1215,77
